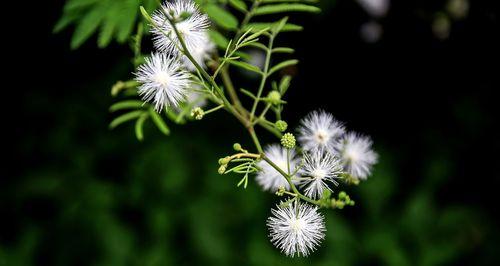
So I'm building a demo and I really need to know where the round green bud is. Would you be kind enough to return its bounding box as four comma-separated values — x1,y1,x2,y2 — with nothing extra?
220,156,231,165
338,191,347,199
280,133,296,149
275,120,288,132
349,200,355,206
218,165,227,174
336,201,345,209
191,107,204,120
233,143,242,151
267,91,281,105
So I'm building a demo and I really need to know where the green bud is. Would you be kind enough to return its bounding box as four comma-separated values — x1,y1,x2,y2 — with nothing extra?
281,133,296,149
218,164,227,174
336,201,345,209
275,120,288,132
191,107,204,120
349,200,355,206
220,156,231,165
338,191,347,199
267,91,281,105
233,143,242,151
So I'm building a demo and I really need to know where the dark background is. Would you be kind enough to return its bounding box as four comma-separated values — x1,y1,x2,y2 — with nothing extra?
2,0,499,265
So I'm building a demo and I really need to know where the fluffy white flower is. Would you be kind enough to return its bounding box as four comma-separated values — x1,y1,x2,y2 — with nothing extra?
337,132,378,180
267,200,326,257
151,0,210,55
299,150,343,199
181,33,215,71
256,144,299,192
297,110,345,152
357,0,390,17
135,53,190,112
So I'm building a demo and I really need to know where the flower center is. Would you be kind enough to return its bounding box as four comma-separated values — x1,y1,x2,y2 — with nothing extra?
290,218,304,232
311,169,327,179
315,130,329,144
154,71,170,86
345,148,360,162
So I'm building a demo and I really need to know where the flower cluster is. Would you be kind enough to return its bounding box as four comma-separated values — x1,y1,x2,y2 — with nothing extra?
112,0,378,259
258,110,377,256
136,0,214,112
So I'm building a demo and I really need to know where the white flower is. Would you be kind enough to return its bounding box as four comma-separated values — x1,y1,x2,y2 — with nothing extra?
151,0,210,55
256,144,299,192
181,33,215,71
297,110,345,152
337,132,378,180
135,53,190,112
267,200,326,257
299,150,343,199
356,0,390,17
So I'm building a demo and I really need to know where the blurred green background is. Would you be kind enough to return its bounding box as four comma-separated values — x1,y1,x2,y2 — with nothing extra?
2,0,499,265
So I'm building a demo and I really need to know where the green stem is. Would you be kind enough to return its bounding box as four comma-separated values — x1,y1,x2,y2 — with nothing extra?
250,35,274,121
262,155,321,206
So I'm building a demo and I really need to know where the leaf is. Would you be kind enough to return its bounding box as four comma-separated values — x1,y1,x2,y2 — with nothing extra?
53,11,80,33
116,0,139,43
109,110,144,129
253,4,320,16
208,30,230,49
268,59,298,76
272,47,294,53
244,22,303,32
149,108,170,135
98,2,119,48
247,42,268,51
228,60,262,74
135,113,148,141
228,0,247,12
204,4,239,30
109,100,144,112
272,16,289,34
63,0,100,12
279,75,292,94
70,3,107,49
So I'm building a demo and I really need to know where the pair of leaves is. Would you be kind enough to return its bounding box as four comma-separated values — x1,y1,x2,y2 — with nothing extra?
109,100,170,141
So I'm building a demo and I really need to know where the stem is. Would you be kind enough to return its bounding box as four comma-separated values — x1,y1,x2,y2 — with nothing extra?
249,127,263,153
262,155,321,206
250,35,274,121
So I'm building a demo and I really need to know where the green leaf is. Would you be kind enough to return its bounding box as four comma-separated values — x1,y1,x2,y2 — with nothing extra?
116,0,139,43
228,0,247,12
272,47,295,53
254,4,320,16
208,30,230,49
109,100,144,112
204,4,239,30
53,11,80,33
279,75,292,94
149,108,170,135
268,59,298,76
247,42,268,51
70,4,107,49
63,0,100,12
272,16,289,34
244,22,303,32
98,2,119,48
135,113,149,141
228,60,262,74
109,110,144,129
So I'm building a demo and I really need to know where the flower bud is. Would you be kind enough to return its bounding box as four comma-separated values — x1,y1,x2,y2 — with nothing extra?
267,91,281,105
218,164,227,174
233,143,242,151
275,120,288,132
191,107,204,120
280,133,296,149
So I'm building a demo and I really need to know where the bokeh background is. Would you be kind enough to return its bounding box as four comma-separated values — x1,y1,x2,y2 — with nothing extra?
2,0,499,265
